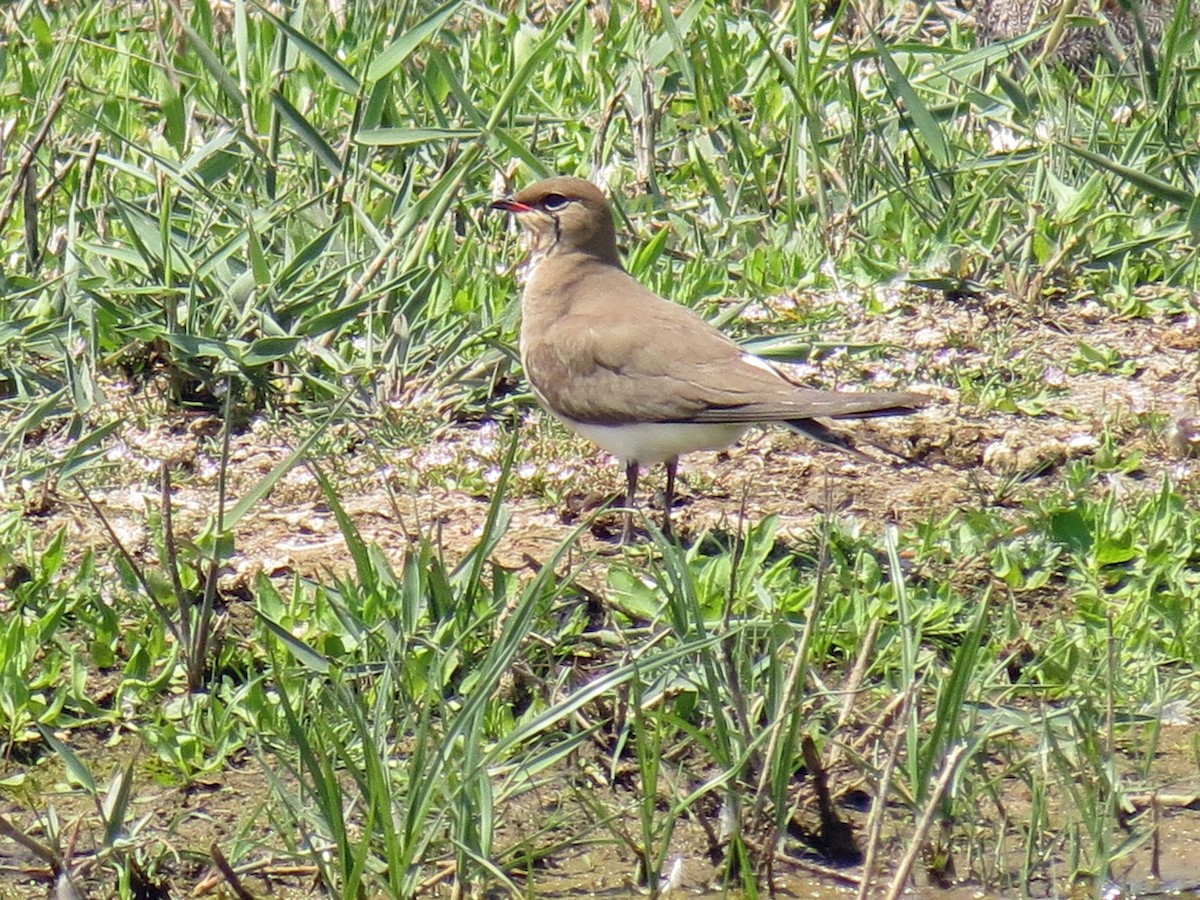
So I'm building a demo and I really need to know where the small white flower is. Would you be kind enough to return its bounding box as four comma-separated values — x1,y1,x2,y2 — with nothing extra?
789,363,820,379
1067,433,1099,452
988,124,1024,153
661,855,684,893
911,327,943,349
718,799,737,841
932,348,959,369
472,422,499,453
418,446,455,469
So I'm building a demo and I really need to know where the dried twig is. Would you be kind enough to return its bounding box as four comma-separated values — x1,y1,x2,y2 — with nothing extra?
0,76,70,237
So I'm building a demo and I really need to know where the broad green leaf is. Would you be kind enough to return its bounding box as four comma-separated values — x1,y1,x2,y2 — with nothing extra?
874,39,950,168
256,1,359,94
243,336,301,365
366,0,464,83
37,725,98,795
355,127,479,146
176,19,245,109
255,611,332,674
1061,141,1195,206
271,90,343,174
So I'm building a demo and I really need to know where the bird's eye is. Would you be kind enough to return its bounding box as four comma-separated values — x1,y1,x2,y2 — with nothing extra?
540,193,570,212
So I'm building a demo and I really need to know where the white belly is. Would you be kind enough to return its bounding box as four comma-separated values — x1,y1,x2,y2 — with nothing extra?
567,420,750,465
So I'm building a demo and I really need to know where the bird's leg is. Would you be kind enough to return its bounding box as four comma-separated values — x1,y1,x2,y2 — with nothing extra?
622,460,639,544
663,457,678,541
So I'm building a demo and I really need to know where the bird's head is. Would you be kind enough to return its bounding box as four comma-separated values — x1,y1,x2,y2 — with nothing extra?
492,176,620,264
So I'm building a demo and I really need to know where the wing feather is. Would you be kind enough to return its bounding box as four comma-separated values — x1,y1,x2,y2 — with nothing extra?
521,259,926,426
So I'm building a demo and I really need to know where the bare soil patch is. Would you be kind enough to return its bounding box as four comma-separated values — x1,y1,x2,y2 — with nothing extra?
26,295,1200,579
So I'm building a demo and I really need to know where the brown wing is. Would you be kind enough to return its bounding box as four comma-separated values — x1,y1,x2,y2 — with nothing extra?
522,258,926,426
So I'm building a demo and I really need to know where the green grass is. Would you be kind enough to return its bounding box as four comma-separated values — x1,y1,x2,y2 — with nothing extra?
1,0,1200,897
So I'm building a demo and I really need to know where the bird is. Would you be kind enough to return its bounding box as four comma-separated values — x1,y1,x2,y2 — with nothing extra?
975,0,1169,70
491,175,928,543
1168,414,1200,458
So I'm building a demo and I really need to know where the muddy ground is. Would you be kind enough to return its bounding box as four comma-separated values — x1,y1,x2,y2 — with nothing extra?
2,291,1200,896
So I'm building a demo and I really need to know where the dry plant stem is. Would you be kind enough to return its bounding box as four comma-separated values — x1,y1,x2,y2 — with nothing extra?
161,463,190,654
801,736,840,833
316,218,407,350
589,94,621,176
856,679,917,900
1151,794,1162,880
209,843,256,900
626,59,661,193
882,742,969,900
78,134,100,205
63,818,81,874
827,615,883,772
73,478,181,644
850,687,911,759
0,76,69,236
1126,791,1200,809
830,485,892,766
838,617,882,729
742,833,862,888
34,152,73,204
23,162,37,269
193,857,320,894
4,866,53,885
1034,0,1078,65
0,815,60,868
718,490,760,870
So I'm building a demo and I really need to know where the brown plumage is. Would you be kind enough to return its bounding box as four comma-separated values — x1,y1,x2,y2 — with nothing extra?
976,0,1172,68
492,176,928,542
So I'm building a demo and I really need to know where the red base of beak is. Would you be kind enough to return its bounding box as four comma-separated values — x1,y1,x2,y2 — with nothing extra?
491,198,533,213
